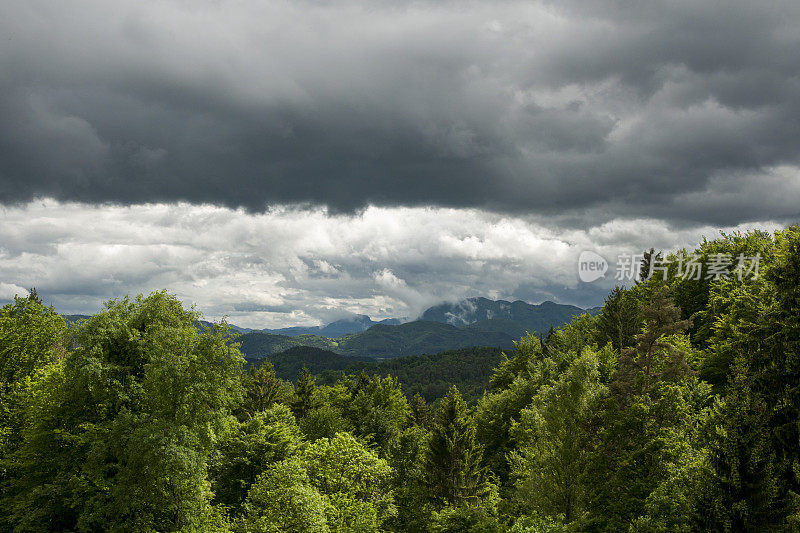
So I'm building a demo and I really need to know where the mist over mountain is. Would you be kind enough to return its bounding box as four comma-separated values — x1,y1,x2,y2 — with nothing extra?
421,297,597,338
234,298,596,361
264,297,593,340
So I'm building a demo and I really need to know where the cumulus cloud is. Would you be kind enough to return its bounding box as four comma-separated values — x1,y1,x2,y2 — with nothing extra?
0,200,783,327
0,0,798,225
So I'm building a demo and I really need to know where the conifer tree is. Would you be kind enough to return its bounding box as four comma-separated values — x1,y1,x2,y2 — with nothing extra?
596,286,640,352
409,393,433,429
424,386,490,507
241,361,283,415
700,356,782,531
611,288,691,402
292,366,318,419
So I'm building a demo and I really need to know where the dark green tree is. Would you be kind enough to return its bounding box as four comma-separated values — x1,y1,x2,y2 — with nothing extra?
240,360,286,416
209,404,302,513
292,366,319,419
586,290,701,529
595,286,640,352
639,248,664,282
387,425,431,531
610,288,692,402
698,356,782,531
425,386,491,507
409,392,433,429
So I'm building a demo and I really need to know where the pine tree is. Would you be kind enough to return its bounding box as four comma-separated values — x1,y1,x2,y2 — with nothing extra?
639,248,663,282
611,288,691,402
424,386,490,507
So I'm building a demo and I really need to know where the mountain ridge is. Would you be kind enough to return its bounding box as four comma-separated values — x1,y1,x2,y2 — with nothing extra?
235,298,596,361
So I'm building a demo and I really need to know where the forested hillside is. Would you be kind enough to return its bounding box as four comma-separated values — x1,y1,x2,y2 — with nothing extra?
238,320,515,360
421,297,594,337
263,346,506,402
228,299,589,361
1,227,799,531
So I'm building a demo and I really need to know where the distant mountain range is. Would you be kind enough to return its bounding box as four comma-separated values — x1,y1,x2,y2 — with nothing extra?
235,298,599,361
422,297,600,339
261,315,403,337
61,297,599,361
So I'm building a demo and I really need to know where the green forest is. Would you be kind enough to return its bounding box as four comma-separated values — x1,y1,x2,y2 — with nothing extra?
1,226,799,532
261,345,505,403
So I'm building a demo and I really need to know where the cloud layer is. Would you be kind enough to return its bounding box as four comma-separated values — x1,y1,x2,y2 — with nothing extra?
0,201,781,327
1,0,799,225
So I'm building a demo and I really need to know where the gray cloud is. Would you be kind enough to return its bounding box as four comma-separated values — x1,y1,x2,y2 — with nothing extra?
1,0,798,225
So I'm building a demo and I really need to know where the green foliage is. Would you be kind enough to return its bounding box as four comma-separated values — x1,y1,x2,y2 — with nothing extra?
509,513,572,533
3,291,244,531
0,292,67,480
210,404,303,513
610,289,692,403
697,361,782,531
595,286,640,352
303,432,395,527
408,392,434,428
476,335,545,481
292,366,320,419
510,348,604,523
669,229,776,346
583,290,707,530
425,386,494,509
339,373,409,452
2,226,800,531
386,425,431,531
0,291,67,385
300,403,353,442
243,432,394,532
429,503,502,533
240,361,292,415
243,456,332,533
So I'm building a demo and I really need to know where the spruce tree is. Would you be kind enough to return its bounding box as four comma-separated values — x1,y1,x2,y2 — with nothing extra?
424,386,489,507
241,361,283,415
292,366,317,419
596,286,640,352
409,393,433,429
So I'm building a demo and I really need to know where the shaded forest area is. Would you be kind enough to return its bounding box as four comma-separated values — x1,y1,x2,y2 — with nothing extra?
262,345,505,403
1,227,799,531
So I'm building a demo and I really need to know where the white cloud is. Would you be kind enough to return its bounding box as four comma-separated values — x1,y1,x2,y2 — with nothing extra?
0,282,28,300
0,200,784,328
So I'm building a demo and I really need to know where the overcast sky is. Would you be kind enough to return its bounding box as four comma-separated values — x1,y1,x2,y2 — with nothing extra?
1,0,798,327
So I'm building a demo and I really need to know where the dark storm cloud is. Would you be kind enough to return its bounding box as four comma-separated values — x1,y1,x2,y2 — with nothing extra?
0,0,799,224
